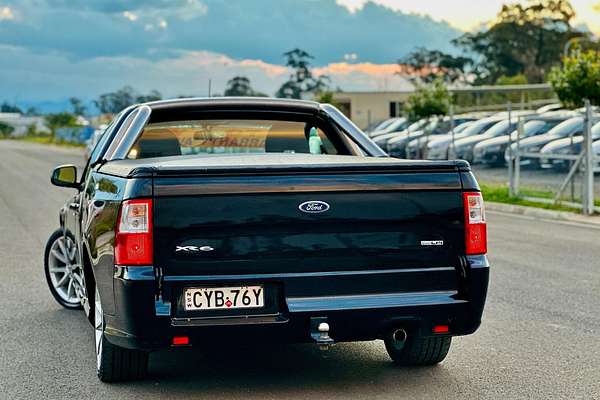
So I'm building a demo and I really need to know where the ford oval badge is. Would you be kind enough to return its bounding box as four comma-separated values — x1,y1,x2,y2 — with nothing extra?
299,200,330,214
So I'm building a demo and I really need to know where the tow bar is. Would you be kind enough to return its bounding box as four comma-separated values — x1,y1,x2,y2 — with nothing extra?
310,317,334,351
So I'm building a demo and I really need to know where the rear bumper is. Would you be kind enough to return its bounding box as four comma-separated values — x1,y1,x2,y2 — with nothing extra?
105,256,489,350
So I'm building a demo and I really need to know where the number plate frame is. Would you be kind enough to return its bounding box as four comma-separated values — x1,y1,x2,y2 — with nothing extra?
184,285,264,311
175,282,280,318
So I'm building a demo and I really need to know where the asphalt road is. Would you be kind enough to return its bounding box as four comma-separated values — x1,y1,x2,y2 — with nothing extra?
0,140,598,399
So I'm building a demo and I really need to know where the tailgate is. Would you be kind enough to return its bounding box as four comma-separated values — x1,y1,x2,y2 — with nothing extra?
152,169,465,278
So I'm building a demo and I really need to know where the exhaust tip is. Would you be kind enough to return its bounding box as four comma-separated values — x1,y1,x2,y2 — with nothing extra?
392,328,407,343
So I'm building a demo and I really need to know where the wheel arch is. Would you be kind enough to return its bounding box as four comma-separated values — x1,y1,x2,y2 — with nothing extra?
81,242,97,326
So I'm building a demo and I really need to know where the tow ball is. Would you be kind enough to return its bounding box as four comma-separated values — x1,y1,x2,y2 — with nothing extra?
310,317,334,351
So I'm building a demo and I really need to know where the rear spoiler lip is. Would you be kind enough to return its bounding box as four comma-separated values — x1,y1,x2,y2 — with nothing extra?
100,159,472,179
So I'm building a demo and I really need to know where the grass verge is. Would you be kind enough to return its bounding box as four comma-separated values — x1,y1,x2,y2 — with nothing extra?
480,183,585,213
2,136,85,148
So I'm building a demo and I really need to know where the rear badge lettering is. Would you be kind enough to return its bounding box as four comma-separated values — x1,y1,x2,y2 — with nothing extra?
420,240,444,246
176,245,214,252
299,201,330,214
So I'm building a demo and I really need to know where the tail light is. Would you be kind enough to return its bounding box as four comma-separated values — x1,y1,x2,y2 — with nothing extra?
463,192,487,255
115,199,153,265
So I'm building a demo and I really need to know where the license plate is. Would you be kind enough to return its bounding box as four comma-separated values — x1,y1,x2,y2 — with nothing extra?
184,286,264,311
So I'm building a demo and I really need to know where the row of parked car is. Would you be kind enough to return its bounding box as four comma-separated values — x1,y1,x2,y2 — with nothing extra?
368,104,600,172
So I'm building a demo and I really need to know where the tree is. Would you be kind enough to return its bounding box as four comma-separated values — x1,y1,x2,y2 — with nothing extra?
453,0,587,83
69,97,87,116
95,86,135,114
223,76,266,96
136,90,162,103
548,49,600,108
314,91,341,107
564,37,600,54
495,74,528,85
45,112,78,136
94,87,162,114
25,107,39,116
397,48,474,84
0,122,14,138
26,124,38,136
276,49,330,99
405,79,450,120
1,102,22,113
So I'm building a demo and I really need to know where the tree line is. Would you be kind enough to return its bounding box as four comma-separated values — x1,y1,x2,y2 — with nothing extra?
398,0,600,119
399,0,598,86
52,0,600,121
24,48,331,118
2,0,598,127
0,48,334,138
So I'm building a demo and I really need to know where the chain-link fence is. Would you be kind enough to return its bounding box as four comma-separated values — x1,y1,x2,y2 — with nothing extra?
389,101,599,215
506,100,599,215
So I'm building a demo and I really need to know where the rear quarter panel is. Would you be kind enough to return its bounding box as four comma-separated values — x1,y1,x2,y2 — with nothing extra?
81,170,151,315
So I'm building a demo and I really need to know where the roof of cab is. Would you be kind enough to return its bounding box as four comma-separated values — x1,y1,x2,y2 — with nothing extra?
143,97,320,113
99,153,468,178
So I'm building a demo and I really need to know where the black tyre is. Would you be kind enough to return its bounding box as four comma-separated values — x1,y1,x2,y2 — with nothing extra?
95,287,148,382
384,333,451,366
44,229,83,309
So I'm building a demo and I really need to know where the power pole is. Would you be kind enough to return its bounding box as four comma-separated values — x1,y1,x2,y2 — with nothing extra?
507,102,514,197
583,99,594,215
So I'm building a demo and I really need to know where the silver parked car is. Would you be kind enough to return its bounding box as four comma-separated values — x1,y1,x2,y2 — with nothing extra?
371,118,429,148
539,121,600,171
404,116,478,159
506,116,591,167
473,117,567,166
426,117,503,160
368,117,410,138
535,103,563,114
453,111,537,162
593,140,600,172
453,119,518,162
386,117,444,157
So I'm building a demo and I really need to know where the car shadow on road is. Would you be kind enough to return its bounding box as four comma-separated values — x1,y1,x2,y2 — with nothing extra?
116,342,456,397
31,307,460,398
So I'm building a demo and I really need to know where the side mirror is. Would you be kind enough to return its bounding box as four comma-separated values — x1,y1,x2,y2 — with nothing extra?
51,165,79,188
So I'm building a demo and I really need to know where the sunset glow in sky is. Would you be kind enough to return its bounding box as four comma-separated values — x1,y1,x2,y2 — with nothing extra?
1,0,599,105
339,0,600,33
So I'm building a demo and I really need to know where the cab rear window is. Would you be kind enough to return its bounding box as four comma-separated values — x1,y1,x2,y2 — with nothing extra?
127,119,339,159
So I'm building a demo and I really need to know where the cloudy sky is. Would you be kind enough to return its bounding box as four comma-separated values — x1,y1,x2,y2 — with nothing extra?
0,0,598,108
341,0,600,32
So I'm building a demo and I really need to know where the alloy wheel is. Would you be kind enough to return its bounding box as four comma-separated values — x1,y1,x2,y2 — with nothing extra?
95,287,103,371
47,235,83,306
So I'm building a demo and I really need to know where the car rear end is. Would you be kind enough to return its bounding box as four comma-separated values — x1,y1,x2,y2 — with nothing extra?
473,139,507,165
105,157,489,352
405,138,422,159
